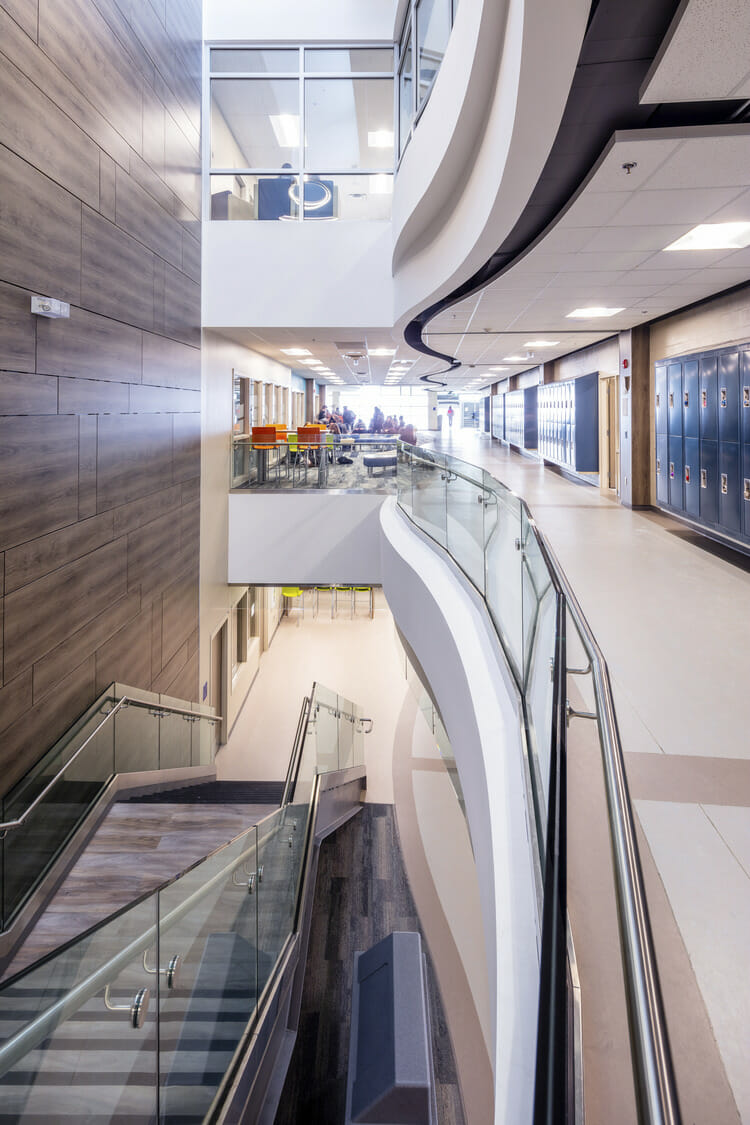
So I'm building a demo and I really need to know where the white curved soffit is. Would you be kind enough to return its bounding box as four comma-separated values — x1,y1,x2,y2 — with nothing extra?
392,0,590,330
379,497,540,1125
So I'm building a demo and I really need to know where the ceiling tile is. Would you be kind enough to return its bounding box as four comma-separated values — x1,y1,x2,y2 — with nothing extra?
610,187,746,226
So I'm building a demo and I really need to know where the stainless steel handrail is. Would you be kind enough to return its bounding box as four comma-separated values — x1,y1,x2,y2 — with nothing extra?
397,443,681,1125
0,696,222,834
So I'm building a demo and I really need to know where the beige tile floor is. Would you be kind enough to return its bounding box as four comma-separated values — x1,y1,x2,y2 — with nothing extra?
429,427,750,1122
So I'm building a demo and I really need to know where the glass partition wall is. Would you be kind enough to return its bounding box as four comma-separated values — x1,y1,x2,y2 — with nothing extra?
208,47,395,221
398,0,459,158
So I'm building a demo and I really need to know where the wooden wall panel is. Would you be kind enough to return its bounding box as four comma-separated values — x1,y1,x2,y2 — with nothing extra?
0,0,201,792
0,144,82,303
0,416,79,551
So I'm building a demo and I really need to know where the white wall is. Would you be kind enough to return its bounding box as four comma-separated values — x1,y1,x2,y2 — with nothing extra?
201,331,294,731
392,0,589,327
228,492,386,585
205,0,395,42
203,221,394,329
379,498,540,1124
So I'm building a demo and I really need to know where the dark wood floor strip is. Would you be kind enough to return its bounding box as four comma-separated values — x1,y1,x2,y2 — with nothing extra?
274,803,466,1125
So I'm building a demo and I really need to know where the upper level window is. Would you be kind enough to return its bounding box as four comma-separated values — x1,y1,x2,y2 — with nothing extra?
398,0,457,159
208,47,395,222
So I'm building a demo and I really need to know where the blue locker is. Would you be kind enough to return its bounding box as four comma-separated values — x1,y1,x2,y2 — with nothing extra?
744,446,750,538
741,351,750,445
668,434,683,510
683,361,699,438
655,366,668,434
656,434,669,505
718,352,740,444
667,364,683,436
699,441,719,525
683,437,700,518
700,356,718,441
719,442,741,533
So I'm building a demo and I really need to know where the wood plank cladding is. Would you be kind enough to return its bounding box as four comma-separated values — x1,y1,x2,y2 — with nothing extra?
0,0,201,793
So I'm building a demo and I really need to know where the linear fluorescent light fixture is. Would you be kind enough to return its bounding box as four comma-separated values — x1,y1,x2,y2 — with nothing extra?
488,366,509,372
523,339,559,348
503,355,529,362
300,358,322,365
664,222,750,252
566,307,625,319
281,347,312,356
368,130,394,148
368,348,397,357
270,114,300,148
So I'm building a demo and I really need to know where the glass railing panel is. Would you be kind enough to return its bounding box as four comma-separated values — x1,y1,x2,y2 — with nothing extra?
483,487,525,679
520,514,559,847
410,449,448,546
0,896,159,1122
445,469,488,594
1,713,116,928
309,684,339,773
256,804,310,1000
112,700,160,773
396,444,415,517
336,693,356,771
158,709,196,770
157,826,259,1123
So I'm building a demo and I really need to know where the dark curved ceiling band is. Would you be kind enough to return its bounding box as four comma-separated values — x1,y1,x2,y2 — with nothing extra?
411,0,749,385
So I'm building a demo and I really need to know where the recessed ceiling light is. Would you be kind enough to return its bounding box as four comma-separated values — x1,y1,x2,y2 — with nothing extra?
368,348,397,357
300,358,322,365
664,222,750,252
281,347,312,356
368,130,394,148
502,355,528,362
523,340,559,348
487,366,509,373
270,114,300,148
566,307,625,319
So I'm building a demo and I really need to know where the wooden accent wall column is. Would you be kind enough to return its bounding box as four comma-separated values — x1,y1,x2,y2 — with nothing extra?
0,0,202,791
619,326,651,507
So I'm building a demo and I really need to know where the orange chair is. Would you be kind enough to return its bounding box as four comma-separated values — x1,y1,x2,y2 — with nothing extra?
251,426,280,484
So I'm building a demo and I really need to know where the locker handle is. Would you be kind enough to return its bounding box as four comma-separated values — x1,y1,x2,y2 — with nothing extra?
700,469,707,489
720,388,727,407
744,387,750,408
656,458,660,474
701,390,707,408
683,391,689,407
721,473,728,495
669,392,674,408
656,393,660,407
684,465,690,483
745,479,750,501
669,462,674,479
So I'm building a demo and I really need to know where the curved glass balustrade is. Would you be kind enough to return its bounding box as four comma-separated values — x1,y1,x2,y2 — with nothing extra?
395,442,681,1125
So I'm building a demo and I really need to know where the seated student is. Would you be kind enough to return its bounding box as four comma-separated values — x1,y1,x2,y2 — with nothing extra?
353,418,367,435
400,422,417,445
317,406,330,423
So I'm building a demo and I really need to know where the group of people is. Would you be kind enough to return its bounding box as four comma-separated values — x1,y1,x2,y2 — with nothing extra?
316,405,417,444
